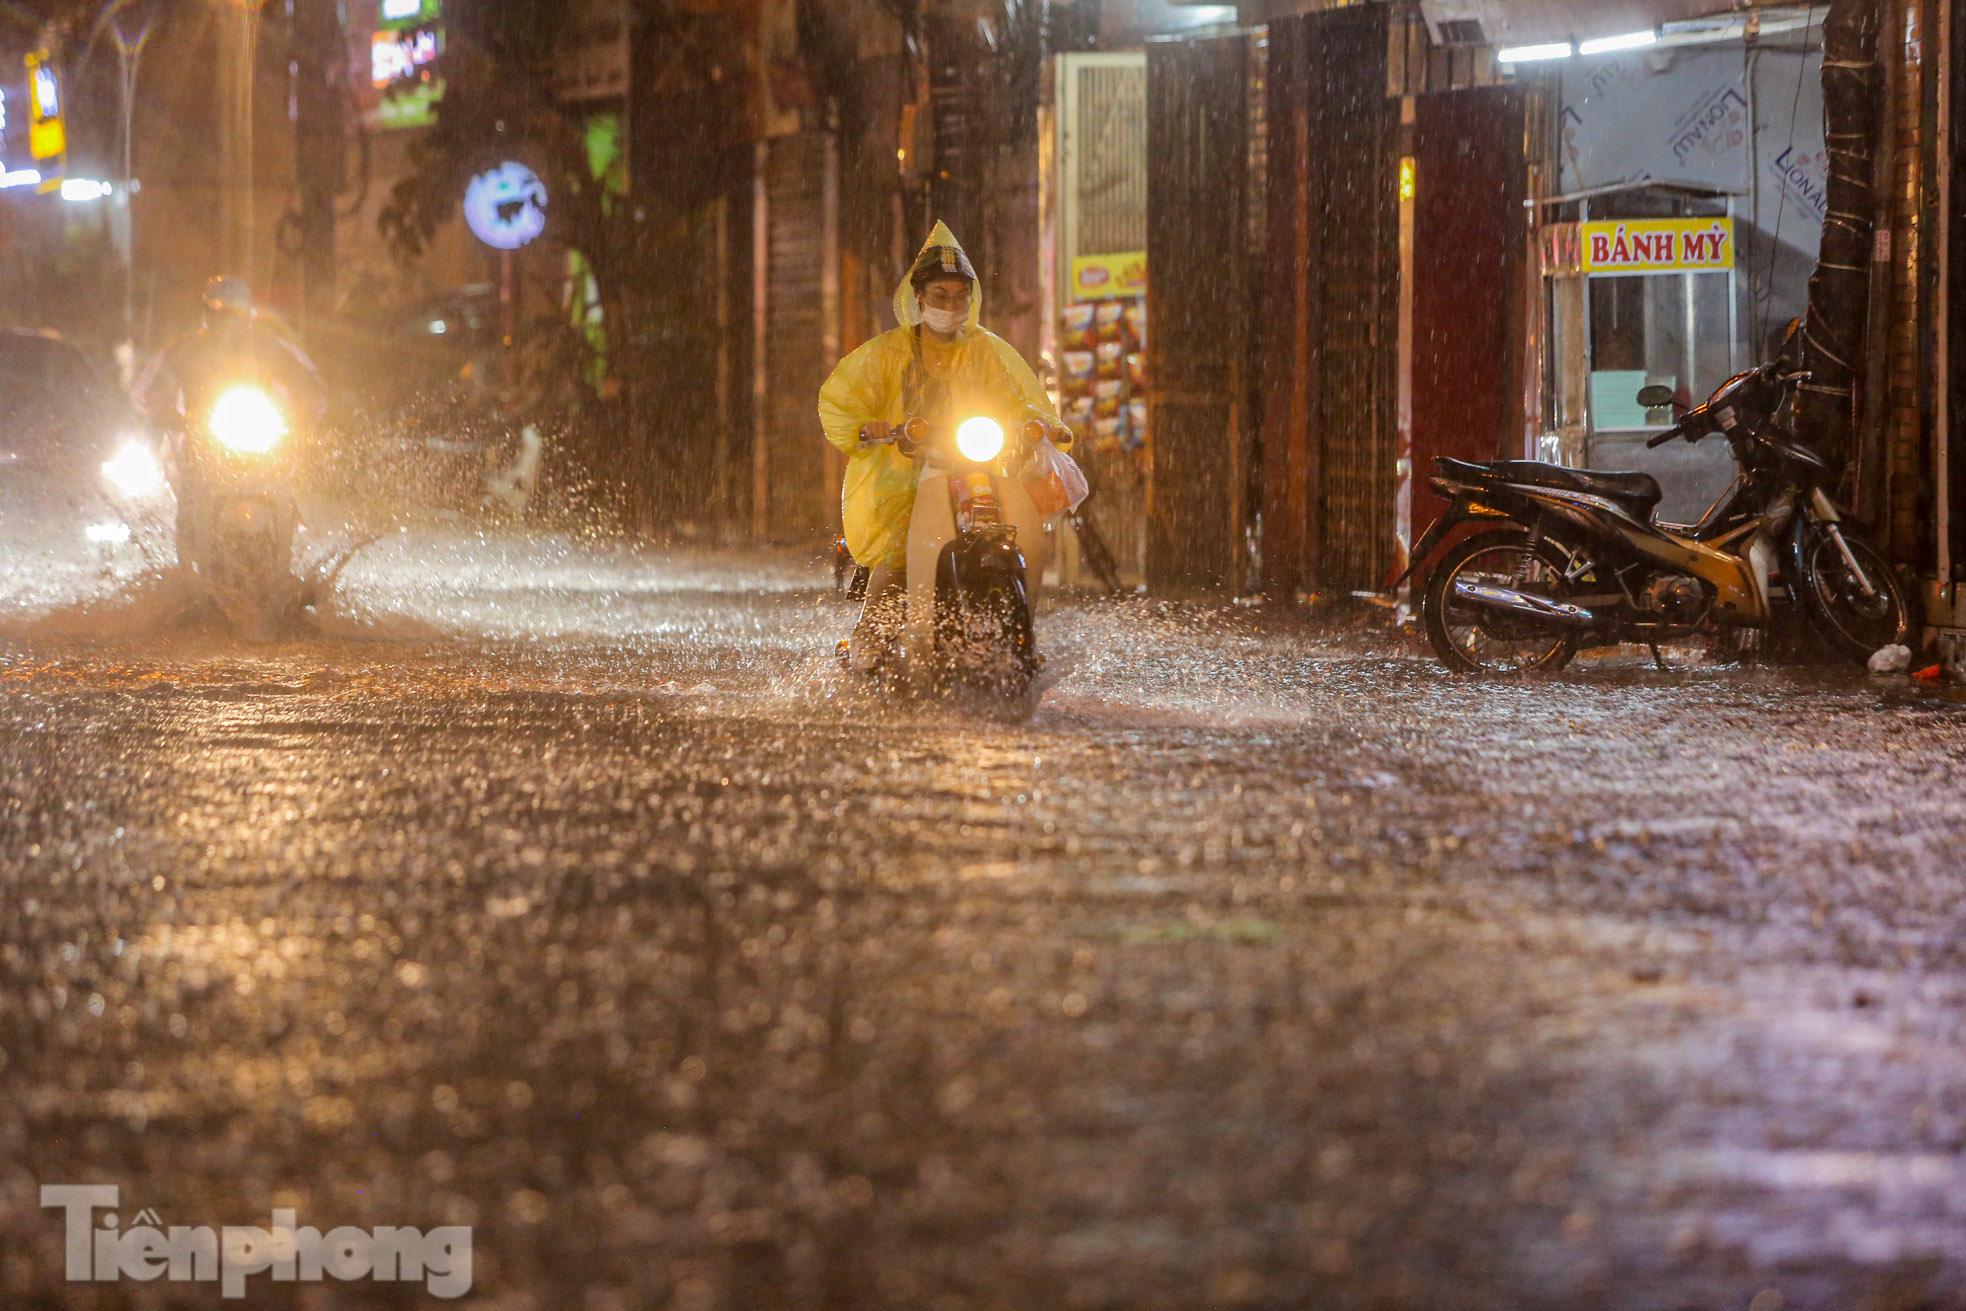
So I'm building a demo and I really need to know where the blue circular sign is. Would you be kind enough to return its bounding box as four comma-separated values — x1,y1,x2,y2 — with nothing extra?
463,162,548,251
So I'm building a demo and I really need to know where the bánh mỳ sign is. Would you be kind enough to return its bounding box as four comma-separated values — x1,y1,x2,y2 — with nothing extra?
1581,218,1734,275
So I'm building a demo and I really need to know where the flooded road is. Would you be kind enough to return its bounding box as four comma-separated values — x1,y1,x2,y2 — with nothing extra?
2,519,1964,1309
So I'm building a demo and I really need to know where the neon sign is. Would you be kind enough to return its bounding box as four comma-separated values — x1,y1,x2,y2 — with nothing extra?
32,65,57,118
372,27,441,88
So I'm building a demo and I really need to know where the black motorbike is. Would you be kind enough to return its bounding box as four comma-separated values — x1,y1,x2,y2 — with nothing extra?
840,414,1060,696
1399,344,1912,673
167,383,302,639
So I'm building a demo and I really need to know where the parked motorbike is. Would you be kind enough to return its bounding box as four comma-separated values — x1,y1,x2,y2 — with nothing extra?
1399,342,1912,673
843,414,1063,697
165,383,301,637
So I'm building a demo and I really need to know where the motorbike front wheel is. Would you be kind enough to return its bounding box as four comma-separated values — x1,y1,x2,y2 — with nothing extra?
938,581,1035,698
1423,529,1580,674
188,500,296,641
1789,521,1913,662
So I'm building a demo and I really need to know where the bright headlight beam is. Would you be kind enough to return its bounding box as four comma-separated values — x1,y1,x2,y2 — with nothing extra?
1498,42,1574,64
209,387,289,456
101,439,166,499
955,416,1006,464
1579,29,1657,56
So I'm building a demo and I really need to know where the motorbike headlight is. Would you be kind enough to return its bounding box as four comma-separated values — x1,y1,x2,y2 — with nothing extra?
209,386,288,456
101,438,166,499
955,416,1006,464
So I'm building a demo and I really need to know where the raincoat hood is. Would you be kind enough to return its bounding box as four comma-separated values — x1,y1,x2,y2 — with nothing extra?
893,221,983,334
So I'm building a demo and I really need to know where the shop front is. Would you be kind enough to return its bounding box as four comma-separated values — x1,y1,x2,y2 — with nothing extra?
1044,50,1152,585
1543,205,1748,521
1533,24,1826,522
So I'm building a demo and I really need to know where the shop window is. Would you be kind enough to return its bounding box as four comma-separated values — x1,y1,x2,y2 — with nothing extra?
1588,270,1735,430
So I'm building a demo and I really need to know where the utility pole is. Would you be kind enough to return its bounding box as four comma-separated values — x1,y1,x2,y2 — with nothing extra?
110,14,152,372
290,0,345,328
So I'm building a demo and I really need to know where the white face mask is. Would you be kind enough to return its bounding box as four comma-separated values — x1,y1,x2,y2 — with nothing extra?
920,305,967,336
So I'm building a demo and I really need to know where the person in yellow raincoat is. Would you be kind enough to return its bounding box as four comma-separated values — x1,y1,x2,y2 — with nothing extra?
818,223,1060,670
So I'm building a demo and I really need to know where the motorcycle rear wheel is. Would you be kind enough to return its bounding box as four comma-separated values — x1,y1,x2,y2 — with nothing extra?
1423,529,1580,674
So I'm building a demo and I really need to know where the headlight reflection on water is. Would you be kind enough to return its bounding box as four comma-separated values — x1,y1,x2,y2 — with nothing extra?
85,521,134,545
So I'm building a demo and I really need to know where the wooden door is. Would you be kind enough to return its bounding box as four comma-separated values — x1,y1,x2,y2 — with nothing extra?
1146,33,1252,590
1408,86,1526,531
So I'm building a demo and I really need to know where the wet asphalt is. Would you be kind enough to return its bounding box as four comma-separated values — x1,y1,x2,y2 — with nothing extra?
2,518,1964,1311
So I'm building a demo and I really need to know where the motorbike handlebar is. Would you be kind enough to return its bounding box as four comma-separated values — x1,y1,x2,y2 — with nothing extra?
1645,426,1683,449
873,416,1055,461
860,418,935,456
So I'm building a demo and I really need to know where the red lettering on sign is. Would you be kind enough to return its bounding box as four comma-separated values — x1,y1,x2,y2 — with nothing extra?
1590,233,1612,265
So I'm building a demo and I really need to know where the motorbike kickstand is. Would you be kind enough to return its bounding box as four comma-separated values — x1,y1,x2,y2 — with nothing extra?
1648,641,1669,672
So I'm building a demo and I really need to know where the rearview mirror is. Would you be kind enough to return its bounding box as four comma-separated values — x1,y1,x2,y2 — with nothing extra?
1635,384,1676,409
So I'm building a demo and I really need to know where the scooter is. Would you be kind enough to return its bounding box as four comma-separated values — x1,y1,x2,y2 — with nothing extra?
166,384,302,638
1398,341,1912,673
843,414,1064,697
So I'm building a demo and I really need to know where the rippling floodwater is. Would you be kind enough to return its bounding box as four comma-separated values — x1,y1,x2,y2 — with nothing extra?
2,500,1963,1309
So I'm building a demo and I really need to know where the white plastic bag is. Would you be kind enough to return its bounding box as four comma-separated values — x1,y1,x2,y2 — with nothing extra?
1867,643,1912,675
1021,439,1090,516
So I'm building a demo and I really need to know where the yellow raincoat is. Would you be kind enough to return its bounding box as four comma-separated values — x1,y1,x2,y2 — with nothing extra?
818,223,1057,570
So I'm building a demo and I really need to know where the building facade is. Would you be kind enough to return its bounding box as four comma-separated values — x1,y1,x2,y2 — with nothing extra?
1142,0,1961,646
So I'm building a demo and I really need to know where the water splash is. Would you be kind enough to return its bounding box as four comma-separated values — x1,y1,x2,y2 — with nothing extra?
0,514,405,645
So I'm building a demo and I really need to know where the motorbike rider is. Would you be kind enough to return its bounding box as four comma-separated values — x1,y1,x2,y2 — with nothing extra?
133,276,328,556
135,276,328,427
818,223,1061,672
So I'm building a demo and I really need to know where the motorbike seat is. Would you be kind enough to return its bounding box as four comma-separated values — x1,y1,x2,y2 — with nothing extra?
1439,458,1663,516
